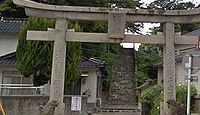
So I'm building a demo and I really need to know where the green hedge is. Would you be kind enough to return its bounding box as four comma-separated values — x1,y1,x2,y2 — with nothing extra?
140,84,197,115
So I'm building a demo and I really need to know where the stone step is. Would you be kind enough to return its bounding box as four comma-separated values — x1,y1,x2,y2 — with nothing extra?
101,105,139,110
90,105,140,115
101,109,139,113
100,105,140,113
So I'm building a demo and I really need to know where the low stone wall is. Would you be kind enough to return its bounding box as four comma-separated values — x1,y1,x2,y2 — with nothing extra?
0,95,87,115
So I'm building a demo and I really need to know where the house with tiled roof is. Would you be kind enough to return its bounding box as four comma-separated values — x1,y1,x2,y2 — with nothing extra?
0,52,107,108
0,18,107,109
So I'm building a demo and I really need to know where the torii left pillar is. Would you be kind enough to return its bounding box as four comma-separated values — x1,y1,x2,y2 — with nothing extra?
49,19,67,115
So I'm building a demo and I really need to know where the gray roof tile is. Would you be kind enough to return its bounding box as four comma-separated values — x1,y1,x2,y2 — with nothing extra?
184,28,200,36
0,52,105,68
79,58,105,68
0,53,107,76
0,18,27,33
0,52,17,66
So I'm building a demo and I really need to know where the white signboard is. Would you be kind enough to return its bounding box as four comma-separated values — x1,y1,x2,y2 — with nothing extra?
71,96,82,111
182,50,200,74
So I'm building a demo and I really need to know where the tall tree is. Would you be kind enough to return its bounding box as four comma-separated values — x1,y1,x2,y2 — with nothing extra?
17,17,81,87
17,17,55,86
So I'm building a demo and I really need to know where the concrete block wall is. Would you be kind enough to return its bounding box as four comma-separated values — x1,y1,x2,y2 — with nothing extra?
0,95,87,115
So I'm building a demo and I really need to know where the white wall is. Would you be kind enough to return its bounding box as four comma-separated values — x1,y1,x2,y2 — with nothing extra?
157,61,200,93
81,68,98,104
176,61,187,85
0,34,19,56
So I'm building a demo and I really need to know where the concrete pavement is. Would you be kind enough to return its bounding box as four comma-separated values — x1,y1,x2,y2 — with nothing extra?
92,112,140,115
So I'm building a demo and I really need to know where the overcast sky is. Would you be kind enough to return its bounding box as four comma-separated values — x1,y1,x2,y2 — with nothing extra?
121,0,200,49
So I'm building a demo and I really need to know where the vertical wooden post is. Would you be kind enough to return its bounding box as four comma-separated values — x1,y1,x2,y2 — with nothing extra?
0,103,6,115
49,19,67,115
163,22,176,115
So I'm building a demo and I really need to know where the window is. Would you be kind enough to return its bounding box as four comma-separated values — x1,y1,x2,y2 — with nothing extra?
1,71,42,95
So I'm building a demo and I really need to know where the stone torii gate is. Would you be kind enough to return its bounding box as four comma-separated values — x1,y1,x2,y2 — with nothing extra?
13,0,200,115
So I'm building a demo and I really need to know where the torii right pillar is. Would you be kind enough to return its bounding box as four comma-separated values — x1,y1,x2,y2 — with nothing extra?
163,22,176,115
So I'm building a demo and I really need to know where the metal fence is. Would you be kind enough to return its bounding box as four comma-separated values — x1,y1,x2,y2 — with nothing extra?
0,84,44,95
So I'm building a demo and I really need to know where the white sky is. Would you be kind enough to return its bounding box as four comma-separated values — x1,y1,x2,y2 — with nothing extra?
121,0,200,50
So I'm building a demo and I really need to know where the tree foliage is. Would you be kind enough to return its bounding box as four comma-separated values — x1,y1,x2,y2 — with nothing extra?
17,17,81,87
136,44,162,86
0,0,26,18
148,0,196,10
17,17,55,86
140,84,197,115
148,0,200,34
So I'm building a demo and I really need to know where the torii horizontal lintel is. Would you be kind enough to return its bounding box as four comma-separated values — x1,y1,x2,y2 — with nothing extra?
27,30,199,45
13,0,200,16
13,0,200,23
27,30,164,44
27,30,55,41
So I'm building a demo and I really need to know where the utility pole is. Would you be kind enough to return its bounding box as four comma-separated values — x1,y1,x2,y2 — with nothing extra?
186,54,192,115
